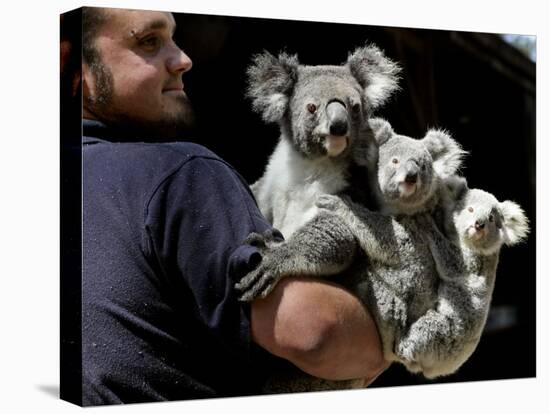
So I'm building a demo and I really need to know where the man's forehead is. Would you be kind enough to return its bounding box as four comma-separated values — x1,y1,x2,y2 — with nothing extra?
102,8,175,36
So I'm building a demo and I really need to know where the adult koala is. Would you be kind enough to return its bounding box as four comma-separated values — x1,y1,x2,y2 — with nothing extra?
247,44,400,237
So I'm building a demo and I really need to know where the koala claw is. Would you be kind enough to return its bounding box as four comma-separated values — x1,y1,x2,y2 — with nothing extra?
244,232,268,248
244,229,283,249
236,269,281,302
396,341,417,364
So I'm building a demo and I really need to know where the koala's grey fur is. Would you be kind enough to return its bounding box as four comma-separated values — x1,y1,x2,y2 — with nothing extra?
237,121,507,382
398,178,530,377
247,45,400,237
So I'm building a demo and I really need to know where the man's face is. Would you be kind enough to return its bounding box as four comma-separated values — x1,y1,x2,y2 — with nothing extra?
83,9,194,137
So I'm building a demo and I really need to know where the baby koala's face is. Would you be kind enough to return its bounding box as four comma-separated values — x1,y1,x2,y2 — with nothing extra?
377,135,436,213
453,189,505,255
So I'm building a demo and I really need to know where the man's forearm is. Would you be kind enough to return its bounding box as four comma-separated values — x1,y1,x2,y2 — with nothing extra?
251,277,389,381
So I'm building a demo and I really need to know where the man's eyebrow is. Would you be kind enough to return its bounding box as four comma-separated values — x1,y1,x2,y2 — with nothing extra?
130,19,176,37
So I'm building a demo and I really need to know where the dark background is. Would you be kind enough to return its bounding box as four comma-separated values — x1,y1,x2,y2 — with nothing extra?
172,12,536,387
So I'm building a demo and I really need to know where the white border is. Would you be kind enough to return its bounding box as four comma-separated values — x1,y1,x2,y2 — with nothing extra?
1,0,546,413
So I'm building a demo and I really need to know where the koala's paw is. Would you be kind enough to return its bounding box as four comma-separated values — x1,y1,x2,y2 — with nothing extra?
396,341,417,364
316,194,348,211
234,257,284,302
244,229,282,249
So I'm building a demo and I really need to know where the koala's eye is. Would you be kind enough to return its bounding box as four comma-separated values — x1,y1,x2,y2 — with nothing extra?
468,207,474,213
392,158,399,164
489,214,494,222
421,164,427,171
307,103,317,114
351,102,361,115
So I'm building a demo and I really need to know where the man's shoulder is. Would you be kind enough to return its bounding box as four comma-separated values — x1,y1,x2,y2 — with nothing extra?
82,119,223,168
84,137,226,172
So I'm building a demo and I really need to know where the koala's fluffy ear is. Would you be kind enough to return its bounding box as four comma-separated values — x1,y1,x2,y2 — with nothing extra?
369,117,394,146
346,44,401,110
499,200,530,245
445,175,469,201
246,51,299,123
422,129,468,179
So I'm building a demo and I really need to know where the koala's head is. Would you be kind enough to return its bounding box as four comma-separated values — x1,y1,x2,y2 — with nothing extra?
246,44,400,160
445,180,530,255
371,118,467,215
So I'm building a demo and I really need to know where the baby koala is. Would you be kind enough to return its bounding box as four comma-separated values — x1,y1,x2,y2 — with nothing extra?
235,120,470,379
397,177,529,378
247,45,400,237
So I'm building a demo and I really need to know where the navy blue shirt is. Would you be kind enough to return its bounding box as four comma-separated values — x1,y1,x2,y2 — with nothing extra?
82,120,278,405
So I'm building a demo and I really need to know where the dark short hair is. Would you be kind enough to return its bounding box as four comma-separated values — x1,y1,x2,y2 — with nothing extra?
82,7,109,65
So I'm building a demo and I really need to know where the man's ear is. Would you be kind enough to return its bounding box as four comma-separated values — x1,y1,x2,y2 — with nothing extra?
499,200,530,246
422,129,468,179
246,51,298,123
346,43,401,111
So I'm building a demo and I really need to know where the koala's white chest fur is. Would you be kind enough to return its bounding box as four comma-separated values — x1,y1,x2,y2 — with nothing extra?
253,138,349,238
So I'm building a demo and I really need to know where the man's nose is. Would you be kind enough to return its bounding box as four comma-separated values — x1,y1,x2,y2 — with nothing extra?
166,43,193,75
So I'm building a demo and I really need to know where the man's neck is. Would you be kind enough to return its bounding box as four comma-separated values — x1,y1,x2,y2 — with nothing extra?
83,107,99,121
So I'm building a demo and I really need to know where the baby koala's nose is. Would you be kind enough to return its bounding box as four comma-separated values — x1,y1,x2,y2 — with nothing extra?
475,220,486,231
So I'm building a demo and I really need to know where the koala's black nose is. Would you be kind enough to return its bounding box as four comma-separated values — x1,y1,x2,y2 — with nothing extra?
326,100,348,136
405,172,418,184
330,120,348,136
475,221,485,230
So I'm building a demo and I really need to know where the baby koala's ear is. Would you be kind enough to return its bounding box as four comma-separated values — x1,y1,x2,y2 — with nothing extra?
499,200,530,246
369,117,394,146
444,175,469,202
422,129,468,179
246,51,299,123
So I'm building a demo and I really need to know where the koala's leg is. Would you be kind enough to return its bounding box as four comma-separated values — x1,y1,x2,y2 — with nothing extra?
396,280,489,377
235,211,358,302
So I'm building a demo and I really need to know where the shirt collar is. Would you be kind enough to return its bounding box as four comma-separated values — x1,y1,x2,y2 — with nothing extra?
82,118,191,143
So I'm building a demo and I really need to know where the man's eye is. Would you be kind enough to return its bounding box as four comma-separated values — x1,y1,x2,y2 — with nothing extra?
140,36,162,50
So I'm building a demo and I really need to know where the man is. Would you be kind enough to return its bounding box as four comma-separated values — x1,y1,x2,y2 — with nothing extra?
78,7,387,405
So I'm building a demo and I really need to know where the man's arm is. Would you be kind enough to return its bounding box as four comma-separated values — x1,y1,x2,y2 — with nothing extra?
251,277,390,383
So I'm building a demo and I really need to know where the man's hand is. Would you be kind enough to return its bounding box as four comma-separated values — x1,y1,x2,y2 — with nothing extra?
250,277,390,382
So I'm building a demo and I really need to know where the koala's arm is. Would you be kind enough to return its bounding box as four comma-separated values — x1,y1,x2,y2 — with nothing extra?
418,214,467,281
235,211,358,301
